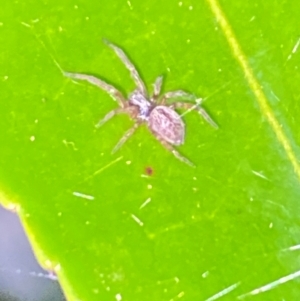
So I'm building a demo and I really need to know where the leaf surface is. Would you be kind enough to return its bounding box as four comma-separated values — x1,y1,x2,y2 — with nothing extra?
1,0,300,300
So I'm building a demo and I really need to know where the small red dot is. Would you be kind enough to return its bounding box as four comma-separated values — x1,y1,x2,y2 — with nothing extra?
145,166,153,176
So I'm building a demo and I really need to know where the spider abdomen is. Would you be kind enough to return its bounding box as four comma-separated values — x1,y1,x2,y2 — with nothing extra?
148,106,185,145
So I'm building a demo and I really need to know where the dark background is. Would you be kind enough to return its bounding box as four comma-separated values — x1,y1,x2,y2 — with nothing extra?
0,206,65,301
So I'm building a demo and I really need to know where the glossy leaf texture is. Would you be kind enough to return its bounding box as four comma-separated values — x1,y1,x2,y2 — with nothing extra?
1,0,300,300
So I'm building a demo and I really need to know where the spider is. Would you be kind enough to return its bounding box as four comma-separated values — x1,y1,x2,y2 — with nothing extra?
64,39,218,166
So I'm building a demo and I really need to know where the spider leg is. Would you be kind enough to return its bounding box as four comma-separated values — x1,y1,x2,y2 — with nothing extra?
64,72,126,108
96,106,139,128
160,90,194,105
111,122,142,154
103,39,147,97
170,101,218,129
157,136,195,167
95,107,125,128
152,76,163,100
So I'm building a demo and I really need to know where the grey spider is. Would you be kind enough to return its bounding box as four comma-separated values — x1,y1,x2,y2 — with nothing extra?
64,39,218,166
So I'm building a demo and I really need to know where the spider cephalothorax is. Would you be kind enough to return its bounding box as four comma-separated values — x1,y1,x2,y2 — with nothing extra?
128,90,152,120
64,39,217,166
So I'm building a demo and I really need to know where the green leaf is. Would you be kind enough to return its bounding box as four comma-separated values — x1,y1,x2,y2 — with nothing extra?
1,0,300,300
